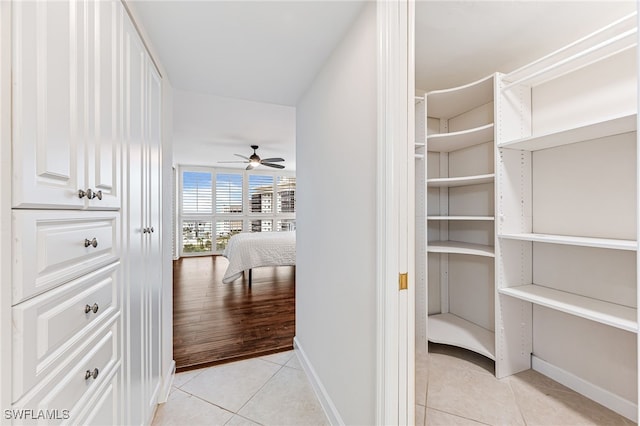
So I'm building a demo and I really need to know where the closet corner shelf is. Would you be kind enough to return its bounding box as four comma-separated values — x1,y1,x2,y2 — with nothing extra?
497,113,636,151
428,241,494,257
499,285,637,333
428,313,495,360
498,232,637,251
428,123,494,153
427,74,494,119
427,174,494,188
428,216,494,221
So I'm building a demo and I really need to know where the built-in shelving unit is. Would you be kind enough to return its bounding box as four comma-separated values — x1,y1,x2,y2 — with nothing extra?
421,73,497,361
427,216,494,221
427,173,494,187
497,113,636,151
495,11,638,422
428,313,495,360
499,233,637,251
498,285,637,333
427,241,494,257
428,123,494,152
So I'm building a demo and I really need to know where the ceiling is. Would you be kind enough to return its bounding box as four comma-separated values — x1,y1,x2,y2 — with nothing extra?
131,0,636,170
130,0,366,107
416,1,636,92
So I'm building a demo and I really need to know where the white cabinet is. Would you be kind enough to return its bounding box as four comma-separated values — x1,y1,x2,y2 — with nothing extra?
122,15,163,426
9,1,124,424
495,12,637,421
418,74,497,360
7,0,164,424
12,0,120,210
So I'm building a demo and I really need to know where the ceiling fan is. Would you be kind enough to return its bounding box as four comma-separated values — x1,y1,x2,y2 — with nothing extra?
218,145,285,170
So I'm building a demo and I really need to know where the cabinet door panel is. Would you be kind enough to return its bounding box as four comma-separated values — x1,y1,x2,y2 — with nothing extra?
12,0,85,209
146,61,163,413
123,17,146,426
87,0,121,210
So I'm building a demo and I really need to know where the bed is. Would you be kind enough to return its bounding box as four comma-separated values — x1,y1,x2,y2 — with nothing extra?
222,231,296,286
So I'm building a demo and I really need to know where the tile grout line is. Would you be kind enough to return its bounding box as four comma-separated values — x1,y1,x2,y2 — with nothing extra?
506,376,529,426
234,359,289,416
427,407,494,426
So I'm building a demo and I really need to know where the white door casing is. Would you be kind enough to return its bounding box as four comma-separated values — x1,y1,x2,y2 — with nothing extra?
376,0,415,424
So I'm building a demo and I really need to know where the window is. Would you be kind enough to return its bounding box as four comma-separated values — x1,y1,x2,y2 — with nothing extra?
277,176,296,213
216,220,243,251
179,167,295,256
248,175,274,213
182,171,212,214
182,220,213,253
216,173,243,214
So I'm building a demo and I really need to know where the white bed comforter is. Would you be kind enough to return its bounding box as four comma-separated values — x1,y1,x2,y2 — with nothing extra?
222,231,296,284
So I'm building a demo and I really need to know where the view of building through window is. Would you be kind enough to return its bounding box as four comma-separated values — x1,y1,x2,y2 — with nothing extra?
180,169,296,255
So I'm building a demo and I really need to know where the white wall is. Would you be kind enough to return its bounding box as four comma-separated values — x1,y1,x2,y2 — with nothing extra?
173,90,296,170
295,2,376,424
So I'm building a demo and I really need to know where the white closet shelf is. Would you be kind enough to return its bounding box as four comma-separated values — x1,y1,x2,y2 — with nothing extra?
428,313,495,360
498,232,637,251
427,241,494,257
427,74,494,119
415,142,426,147
427,173,494,188
428,123,494,153
428,216,494,221
498,113,636,151
502,12,637,90
499,285,637,333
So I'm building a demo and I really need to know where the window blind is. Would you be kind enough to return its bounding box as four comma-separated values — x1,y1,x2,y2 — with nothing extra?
248,175,274,213
182,171,212,214
216,173,243,214
277,176,296,213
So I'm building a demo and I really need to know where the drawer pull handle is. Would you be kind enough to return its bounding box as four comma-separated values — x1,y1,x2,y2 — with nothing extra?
142,227,148,234
84,303,99,314
84,368,99,380
87,189,103,200
84,238,98,248
150,226,154,233
78,189,88,199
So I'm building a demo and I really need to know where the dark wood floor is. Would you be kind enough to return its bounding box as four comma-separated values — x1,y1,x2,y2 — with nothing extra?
173,255,295,371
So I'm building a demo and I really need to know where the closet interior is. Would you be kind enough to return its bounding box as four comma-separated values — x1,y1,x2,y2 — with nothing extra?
415,10,639,422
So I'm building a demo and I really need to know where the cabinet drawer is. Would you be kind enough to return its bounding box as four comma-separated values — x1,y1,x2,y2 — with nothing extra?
12,317,120,424
72,364,120,426
12,262,119,401
13,210,120,304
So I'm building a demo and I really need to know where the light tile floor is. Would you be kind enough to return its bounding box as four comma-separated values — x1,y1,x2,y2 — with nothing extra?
155,345,636,426
152,350,329,426
416,343,636,426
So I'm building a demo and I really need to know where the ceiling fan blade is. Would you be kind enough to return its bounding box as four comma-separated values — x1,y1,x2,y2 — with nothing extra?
260,157,285,162
246,164,256,170
234,154,250,160
262,162,285,169
218,161,248,163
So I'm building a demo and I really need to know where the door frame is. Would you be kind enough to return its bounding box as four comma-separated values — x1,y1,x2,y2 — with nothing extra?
376,0,415,424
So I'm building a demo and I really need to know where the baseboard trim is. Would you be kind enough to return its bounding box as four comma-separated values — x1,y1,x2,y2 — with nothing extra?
294,337,344,426
532,355,637,422
158,360,176,404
